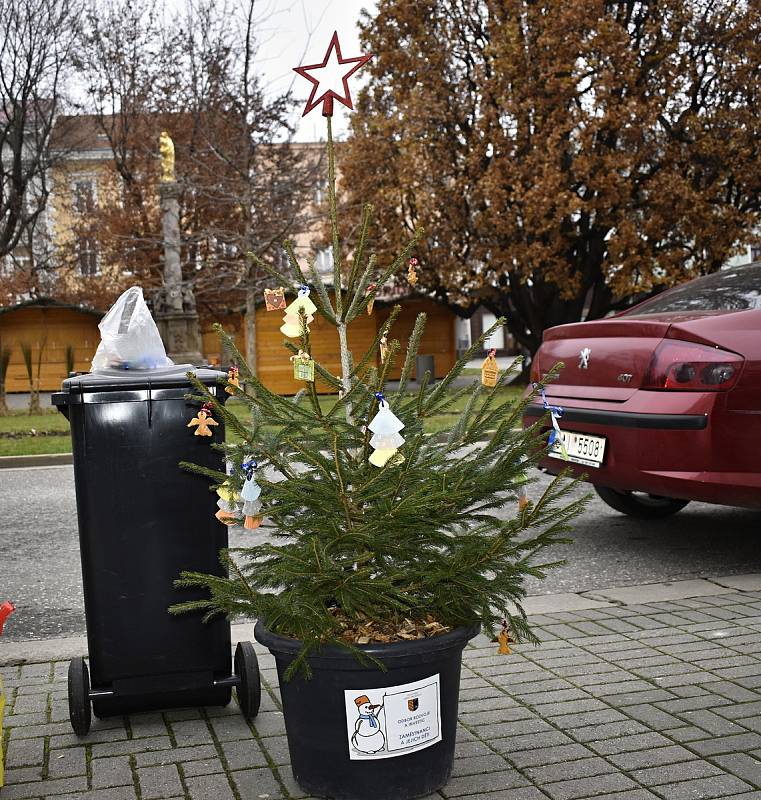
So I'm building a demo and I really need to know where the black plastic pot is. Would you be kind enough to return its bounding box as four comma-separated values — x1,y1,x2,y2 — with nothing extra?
255,621,479,800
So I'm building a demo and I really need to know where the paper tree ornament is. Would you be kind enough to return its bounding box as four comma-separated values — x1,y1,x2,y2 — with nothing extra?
408,257,419,286
281,286,317,337
225,366,241,395
241,460,263,529
379,334,389,362
188,404,219,436
215,496,237,525
291,350,315,382
497,621,513,655
366,283,377,315
369,430,405,450
264,287,286,311
368,394,405,467
481,349,499,387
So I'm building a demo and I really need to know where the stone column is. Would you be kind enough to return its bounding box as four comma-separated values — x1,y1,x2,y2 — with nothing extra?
153,180,203,365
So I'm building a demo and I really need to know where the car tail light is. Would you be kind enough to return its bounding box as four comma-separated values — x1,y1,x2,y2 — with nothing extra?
643,340,743,391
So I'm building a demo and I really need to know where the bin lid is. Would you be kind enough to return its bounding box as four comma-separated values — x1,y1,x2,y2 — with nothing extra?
53,364,227,405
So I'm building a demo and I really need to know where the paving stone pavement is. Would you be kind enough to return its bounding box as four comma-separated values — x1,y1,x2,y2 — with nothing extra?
2,588,761,800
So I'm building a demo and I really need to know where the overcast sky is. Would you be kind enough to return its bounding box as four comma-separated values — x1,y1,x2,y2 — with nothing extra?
253,0,377,142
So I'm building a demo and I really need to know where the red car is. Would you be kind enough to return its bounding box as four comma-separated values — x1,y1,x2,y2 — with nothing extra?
523,262,761,518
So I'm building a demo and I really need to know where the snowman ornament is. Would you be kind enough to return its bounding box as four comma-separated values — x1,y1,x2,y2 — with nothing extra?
351,694,386,754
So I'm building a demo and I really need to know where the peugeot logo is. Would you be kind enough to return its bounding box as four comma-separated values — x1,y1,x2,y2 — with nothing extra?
579,347,591,369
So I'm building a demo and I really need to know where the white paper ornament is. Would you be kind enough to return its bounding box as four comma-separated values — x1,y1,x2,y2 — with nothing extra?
369,431,405,450
369,448,396,467
241,478,261,502
280,286,317,337
368,396,405,467
242,499,262,516
368,401,404,435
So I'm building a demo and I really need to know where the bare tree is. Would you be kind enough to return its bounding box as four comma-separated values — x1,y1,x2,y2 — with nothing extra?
67,0,320,370
0,0,79,298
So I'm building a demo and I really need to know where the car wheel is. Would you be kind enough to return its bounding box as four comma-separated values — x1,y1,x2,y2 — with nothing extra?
594,486,690,519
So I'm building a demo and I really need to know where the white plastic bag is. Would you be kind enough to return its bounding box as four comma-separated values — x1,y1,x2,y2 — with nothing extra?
91,287,173,371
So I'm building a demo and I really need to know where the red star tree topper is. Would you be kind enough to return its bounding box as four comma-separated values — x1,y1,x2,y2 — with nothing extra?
293,31,373,117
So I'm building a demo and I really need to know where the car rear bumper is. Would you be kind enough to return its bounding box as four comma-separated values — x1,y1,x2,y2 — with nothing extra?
522,397,761,509
523,406,709,430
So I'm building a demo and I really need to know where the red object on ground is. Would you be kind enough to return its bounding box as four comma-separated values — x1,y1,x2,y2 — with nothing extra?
0,601,15,635
293,31,373,117
523,263,761,512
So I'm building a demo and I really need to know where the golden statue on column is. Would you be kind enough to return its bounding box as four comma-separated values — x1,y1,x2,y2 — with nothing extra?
159,131,175,183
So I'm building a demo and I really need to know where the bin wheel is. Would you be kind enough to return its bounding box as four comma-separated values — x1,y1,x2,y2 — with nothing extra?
234,641,261,720
68,657,92,736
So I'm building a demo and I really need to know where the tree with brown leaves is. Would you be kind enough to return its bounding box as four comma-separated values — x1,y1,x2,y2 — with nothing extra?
343,0,761,361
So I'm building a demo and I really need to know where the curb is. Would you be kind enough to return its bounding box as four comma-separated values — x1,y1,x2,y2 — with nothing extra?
0,453,73,469
3,574,760,667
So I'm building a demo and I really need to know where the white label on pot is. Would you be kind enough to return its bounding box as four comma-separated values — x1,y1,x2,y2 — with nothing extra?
344,674,441,760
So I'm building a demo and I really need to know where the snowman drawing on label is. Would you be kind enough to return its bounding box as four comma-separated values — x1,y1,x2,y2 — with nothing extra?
351,694,386,754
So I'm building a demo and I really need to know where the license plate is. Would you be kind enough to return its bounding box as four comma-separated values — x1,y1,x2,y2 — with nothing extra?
549,430,606,468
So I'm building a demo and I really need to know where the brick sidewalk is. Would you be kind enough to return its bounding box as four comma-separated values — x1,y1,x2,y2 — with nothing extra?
2,588,761,800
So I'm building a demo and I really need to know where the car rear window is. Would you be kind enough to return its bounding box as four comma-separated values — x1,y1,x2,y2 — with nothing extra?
627,265,761,315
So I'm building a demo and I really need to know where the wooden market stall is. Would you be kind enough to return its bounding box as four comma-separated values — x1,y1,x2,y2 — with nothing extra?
202,296,458,395
0,299,102,393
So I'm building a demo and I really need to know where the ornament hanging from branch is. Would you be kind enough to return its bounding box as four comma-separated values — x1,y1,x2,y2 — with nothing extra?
533,384,569,461
293,31,374,117
188,403,219,437
368,392,405,467
481,349,499,387
281,286,317,338
407,257,419,286
497,620,513,655
366,283,377,315
291,350,315,382
264,287,286,311
225,366,241,395
241,459,263,530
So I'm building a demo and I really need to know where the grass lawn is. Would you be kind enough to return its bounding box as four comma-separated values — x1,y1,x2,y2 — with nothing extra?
0,386,525,457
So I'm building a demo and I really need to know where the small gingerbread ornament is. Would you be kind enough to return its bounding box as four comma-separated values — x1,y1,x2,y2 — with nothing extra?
497,620,513,655
225,366,241,395
481,348,499,387
407,257,419,286
187,403,219,437
264,287,286,311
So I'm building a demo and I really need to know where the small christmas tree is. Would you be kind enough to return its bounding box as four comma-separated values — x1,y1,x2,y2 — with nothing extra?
171,105,585,683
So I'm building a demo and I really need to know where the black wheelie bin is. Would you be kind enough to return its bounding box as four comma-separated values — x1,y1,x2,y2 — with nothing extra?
53,365,260,735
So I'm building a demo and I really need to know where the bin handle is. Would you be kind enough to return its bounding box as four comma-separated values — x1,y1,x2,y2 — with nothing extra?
147,381,152,428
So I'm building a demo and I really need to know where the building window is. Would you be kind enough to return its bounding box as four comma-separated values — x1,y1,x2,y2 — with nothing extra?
73,180,95,214
315,247,333,276
314,178,328,205
78,237,99,276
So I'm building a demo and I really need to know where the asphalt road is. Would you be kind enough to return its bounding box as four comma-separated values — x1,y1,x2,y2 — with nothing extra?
1,465,760,642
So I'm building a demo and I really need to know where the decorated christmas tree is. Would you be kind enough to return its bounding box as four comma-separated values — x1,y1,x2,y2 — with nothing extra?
171,36,585,680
